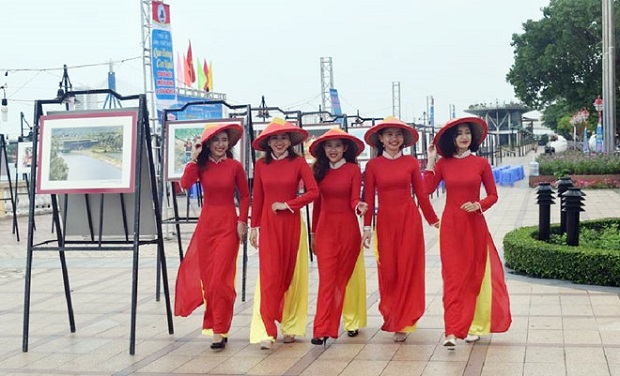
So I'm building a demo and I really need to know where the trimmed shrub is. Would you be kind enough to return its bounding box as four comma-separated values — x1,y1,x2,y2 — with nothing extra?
504,218,620,286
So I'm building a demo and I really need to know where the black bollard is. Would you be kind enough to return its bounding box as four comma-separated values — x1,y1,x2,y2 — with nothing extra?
536,182,555,241
562,187,586,246
556,177,574,234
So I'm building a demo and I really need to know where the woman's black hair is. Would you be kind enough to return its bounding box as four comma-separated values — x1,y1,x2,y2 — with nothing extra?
196,130,235,170
262,132,300,164
438,123,480,158
374,128,406,157
312,138,359,182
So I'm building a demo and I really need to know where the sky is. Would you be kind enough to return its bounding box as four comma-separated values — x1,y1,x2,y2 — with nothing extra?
1,0,550,139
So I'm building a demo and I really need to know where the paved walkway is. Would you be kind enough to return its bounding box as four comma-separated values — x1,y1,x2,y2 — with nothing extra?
1,151,620,376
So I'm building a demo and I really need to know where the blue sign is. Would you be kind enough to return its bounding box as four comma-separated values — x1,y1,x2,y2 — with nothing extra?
329,88,342,116
596,122,603,152
159,94,223,122
151,29,176,101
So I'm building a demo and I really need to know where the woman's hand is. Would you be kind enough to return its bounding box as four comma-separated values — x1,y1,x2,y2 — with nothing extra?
356,202,368,216
362,229,372,249
426,145,438,169
427,144,438,160
190,143,202,162
249,228,258,248
460,202,481,213
271,202,289,212
237,222,248,242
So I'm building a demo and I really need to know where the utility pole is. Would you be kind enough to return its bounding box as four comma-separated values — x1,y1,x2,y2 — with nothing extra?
602,0,616,152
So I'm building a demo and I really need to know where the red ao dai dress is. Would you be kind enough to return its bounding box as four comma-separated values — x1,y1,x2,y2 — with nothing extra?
363,154,439,333
311,162,363,339
424,154,511,338
249,156,319,342
174,158,250,336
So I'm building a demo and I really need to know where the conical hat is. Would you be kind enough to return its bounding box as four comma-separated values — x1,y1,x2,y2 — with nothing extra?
308,127,365,157
200,122,243,147
363,116,419,148
251,118,308,151
432,117,488,157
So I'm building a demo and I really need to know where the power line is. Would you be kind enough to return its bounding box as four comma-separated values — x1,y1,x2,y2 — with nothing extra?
0,56,142,73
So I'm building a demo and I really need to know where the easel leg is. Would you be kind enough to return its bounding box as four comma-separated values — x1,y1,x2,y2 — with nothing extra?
22,238,33,352
52,195,76,332
171,185,183,261
1,135,19,240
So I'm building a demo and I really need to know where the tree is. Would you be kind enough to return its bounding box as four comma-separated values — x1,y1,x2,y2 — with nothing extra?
507,0,620,134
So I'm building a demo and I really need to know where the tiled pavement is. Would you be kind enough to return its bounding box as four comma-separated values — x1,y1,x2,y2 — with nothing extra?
1,151,620,376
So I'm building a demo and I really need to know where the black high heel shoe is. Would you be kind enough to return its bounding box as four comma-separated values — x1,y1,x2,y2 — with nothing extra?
210,337,228,350
311,336,328,346
347,329,359,337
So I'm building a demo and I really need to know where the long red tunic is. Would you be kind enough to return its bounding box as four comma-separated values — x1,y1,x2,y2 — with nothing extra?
311,162,363,339
424,155,511,338
174,159,250,335
251,156,319,339
363,155,438,332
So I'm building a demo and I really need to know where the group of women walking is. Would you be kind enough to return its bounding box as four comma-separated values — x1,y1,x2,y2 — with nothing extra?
173,115,512,351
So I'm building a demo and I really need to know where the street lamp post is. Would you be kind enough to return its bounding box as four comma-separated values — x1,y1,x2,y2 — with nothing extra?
593,95,604,152
0,85,7,122
602,0,616,153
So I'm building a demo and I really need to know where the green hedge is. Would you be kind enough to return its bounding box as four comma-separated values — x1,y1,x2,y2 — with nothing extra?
503,218,620,286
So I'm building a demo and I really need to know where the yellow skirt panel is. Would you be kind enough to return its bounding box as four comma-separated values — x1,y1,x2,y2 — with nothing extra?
250,218,309,343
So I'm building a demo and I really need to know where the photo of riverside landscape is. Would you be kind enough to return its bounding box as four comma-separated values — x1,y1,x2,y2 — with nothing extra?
49,126,124,181
170,125,203,179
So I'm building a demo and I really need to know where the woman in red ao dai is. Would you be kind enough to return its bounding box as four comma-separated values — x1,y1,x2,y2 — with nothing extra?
174,122,250,351
424,117,511,348
309,128,368,345
248,118,319,349
361,117,439,343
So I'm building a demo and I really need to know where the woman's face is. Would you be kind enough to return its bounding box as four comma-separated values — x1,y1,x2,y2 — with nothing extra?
268,133,291,157
323,139,347,164
208,131,229,159
454,124,472,153
378,127,404,154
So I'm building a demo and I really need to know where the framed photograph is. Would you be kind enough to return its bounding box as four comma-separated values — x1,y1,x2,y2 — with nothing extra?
164,118,245,181
250,122,269,162
37,110,138,194
17,141,34,176
348,126,372,160
302,123,339,164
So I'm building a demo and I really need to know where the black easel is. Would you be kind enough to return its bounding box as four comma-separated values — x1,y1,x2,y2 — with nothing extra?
159,101,252,301
0,134,19,240
22,90,173,355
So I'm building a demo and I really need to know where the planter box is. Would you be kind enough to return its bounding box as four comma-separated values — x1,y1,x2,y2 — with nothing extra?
529,174,620,188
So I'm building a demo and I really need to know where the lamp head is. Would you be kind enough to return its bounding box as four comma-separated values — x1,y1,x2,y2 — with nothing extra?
1,97,7,122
